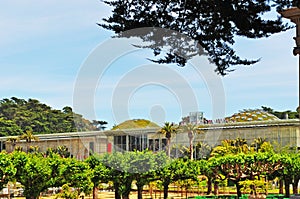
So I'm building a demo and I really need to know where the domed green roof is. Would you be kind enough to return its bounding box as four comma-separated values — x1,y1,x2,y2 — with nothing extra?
226,109,279,122
111,119,160,130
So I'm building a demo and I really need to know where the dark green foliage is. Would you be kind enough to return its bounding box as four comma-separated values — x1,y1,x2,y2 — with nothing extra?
100,0,293,75
0,118,22,136
261,106,299,119
0,97,96,136
92,120,108,131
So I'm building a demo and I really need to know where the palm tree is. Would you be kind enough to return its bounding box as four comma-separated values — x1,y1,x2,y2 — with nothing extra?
195,141,212,160
158,122,178,157
19,130,39,152
179,123,200,160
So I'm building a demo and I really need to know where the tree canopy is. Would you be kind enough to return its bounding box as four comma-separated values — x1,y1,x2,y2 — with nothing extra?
100,0,295,75
0,97,96,136
1,139,300,198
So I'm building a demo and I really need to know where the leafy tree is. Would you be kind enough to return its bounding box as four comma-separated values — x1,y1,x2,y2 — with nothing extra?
158,158,199,199
291,153,300,194
10,151,52,199
54,184,78,199
46,152,66,188
60,158,93,196
129,150,168,199
0,152,16,190
261,106,299,119
209,152,282,198
275,152,300,197
85,154,110,199
0,118,22,136
0,97,96,136
100,0,292,75
197,159,214,194
158,122,178,157
101,152,134,199
101,150,167,199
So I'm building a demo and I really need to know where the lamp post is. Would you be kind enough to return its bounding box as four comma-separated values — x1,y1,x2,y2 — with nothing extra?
280,7,300,119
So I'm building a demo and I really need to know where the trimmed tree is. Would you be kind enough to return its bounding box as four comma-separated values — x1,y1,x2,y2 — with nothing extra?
10,151,51,199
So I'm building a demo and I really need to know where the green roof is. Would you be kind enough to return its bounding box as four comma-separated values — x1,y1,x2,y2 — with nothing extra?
112,119,160,130
225,109,279,122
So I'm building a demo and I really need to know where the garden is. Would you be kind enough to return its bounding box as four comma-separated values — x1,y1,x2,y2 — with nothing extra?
1,137,300,199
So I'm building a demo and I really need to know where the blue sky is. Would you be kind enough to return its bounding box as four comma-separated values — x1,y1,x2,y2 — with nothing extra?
0,1,298,128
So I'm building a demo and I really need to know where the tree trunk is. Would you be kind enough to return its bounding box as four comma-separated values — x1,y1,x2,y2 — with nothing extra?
235,181,242,198
167,138,171,157
93,186,98,199
293,177,299,194
114,182,121,199
207,178,212,195
284,178,290,198
25,195,37,199
213,181,219,195
163,183,169,199
122,195,130,199
137,184,144,199
189,136,193,160
279,179,284,194
122,183,132,199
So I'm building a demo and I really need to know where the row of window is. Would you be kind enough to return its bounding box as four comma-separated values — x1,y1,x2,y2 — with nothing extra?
113,135,167,152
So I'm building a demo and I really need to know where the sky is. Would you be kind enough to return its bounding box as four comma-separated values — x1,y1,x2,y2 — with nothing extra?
0,1,298,128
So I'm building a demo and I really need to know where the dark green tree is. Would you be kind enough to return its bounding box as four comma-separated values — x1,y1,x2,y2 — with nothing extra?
92,120,108,131
100,0,293,75
0,118,22,136
0,97,96,135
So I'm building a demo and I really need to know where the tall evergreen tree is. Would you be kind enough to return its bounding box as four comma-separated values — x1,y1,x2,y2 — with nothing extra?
100,0,294,75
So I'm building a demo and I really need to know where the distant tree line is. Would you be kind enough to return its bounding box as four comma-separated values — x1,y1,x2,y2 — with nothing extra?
261,106,299,119
0,97,103,136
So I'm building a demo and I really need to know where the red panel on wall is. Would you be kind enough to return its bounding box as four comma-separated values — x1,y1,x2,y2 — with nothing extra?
107,143,112,153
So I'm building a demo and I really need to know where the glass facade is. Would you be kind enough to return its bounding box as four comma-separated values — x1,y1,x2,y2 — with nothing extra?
113,134,167,152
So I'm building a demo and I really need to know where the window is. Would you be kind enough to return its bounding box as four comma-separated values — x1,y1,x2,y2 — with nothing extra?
129,134,148,151
113,136,127,152
89,142,94,153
